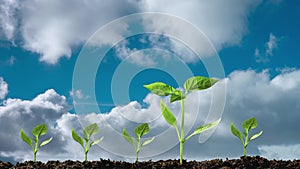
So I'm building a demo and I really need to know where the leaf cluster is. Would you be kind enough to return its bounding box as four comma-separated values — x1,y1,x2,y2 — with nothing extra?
20,124,53,162
123,123,155,163
72,123,103,161
231,117,263,156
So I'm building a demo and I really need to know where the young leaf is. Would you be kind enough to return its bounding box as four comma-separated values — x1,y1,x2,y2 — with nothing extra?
250,131,263,140
72,129,84,148
32,124,48,137
231,123,244,144
144,82,175,96
184,76,218,92
40,137,53,147
84,123,99,138
20,129,34,150
160,100,177,127
134,123,150,138
186,118,221,141
242,118,257,131
123,128,135,148
142,137,155,146
90,137,104,147
170,90,185,103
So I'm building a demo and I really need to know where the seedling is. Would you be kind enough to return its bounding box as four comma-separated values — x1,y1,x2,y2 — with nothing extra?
231,117,263,156
20,123,53,162
144,76,221,164
123,123,155,163
72,123,104,162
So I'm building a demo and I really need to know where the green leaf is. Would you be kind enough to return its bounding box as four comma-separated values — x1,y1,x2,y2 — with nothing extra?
32,124,48,137
40,137,53,147
90,136,104,147
134,123,150,138
242,118,257,131
250,131,263,140
72,129,84,148
142,137,155,146
122,128,135,148
184,76,218,92
160,100,177,127
20,129,34,150
186,118,221,141
144,82,175,96
231,123,244,144
83,123,99,138
170,90,185,103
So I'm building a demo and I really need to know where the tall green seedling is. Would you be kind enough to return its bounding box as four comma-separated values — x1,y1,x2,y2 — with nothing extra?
144,76,221,164
20,123,53,162
72,123,104,162
231,117,263,156
123,123,155,163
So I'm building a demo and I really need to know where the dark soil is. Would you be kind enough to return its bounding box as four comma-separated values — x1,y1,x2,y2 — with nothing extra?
1,156,300,169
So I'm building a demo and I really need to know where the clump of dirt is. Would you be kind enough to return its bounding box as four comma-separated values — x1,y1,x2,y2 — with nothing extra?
1,156,300,169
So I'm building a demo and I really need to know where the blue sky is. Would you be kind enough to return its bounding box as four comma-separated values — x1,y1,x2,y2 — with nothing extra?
1,0,300,163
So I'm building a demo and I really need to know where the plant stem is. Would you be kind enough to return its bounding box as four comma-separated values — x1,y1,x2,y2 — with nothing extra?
179,99,185,164
136,152,138,163
34,137,38,162
33,152,37,162
85,151,88,162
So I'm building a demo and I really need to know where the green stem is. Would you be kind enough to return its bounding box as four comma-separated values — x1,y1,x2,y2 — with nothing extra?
243,146,246,157
136,152,138,163
34,137,38,162
85,151,88,162
179,140,184,164
33,151,37,162
179,99,185,165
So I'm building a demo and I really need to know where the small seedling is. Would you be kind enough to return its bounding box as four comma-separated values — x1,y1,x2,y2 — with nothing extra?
231,117,263,156
144,76,221,164
20,123,53,162
123,123,155,163
72,123,103,162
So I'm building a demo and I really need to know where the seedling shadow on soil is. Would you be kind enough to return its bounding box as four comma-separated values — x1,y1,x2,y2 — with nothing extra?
1,156,300,169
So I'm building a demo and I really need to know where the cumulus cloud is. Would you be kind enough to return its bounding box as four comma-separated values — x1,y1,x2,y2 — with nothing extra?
0,0,140,64
0,0,19,40
1,69,300,162
0,0,261,64
0,77,8,99
140,0,261,62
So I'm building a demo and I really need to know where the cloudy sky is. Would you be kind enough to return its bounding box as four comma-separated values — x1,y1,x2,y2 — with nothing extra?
1,0,300,163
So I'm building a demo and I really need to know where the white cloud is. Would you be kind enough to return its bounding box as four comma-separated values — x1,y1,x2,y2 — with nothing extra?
0,0,19,40
258,144,300,160
0,0,261,64
0,77,8,99
266,33,278,56
255,33,279,63
1,69,300,162
140,0,261,61
114,41,156,67
0,0,140,64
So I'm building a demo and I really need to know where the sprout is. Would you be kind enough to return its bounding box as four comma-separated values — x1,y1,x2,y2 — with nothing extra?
123,123,155,163
144,76,221,164
231,117,263,156
20,123,53,162
72,123,103,162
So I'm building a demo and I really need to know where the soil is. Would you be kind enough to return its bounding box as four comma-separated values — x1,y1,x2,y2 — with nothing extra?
1,156,300,169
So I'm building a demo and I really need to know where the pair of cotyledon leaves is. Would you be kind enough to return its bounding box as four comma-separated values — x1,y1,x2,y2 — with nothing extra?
123,123,155,153
20,124,53,152
231,117,263,147
72,123,104,151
